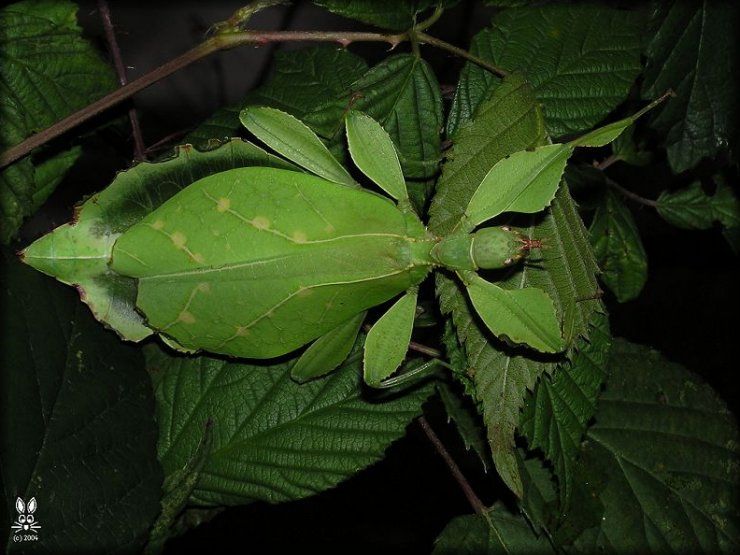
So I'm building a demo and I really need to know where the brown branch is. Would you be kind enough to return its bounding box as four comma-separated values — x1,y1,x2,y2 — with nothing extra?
605,176,659,208
416,31,508,77
0,39,216,169
417,416,485,515
97,0,146,160
595,153,620,171
0,30,406,169
0,2,509,170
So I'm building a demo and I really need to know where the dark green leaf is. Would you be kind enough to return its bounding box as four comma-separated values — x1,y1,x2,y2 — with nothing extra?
148,344,434,506
438,320,492,469
437,381,491,471
641,1,739,172
568,339,740,554
432,503,555,554
314,0,447,31
186,46,369,147
250,46,369,132
589,190,648,302
520,312,610,509
182,105,243,147
430,75,546,496
324,54,444,180
0,0,117,243
517,451,558,534
447,5,643,138
611,124,653,167
0,249,162,554
430,74,545,234
657,179,740,231
430,74,602,497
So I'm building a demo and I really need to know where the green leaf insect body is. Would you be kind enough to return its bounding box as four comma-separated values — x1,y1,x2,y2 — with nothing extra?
23,105,649,386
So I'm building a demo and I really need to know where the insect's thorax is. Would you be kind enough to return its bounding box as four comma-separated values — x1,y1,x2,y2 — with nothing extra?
429,226,531,270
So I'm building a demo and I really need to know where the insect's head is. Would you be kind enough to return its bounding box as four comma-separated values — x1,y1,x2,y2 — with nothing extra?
471,226,540,269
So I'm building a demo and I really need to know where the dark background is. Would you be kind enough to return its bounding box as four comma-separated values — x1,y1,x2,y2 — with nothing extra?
17,1,738,553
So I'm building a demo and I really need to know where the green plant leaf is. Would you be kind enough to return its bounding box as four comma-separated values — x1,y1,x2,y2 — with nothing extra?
431,74,601,497
148,343,434,506
520,312,610,509
611,124,653,167
430,74,545,234
0,0,117,243
182,105,243,147
656,179,740,231
430,76,546,496
641,1,739,172
249,46,369,134
567,339,740,553
517,450,559,534
437,381,491,471
184,46,369,147
339,54,443,180
437,321,491,470
432,503,555,554
447,4,643,138
589,190,648,302
0,248,162,554
313,0,447,31
22,140,293,342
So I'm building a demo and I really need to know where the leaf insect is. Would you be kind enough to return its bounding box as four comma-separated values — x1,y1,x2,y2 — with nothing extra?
22,94,668,387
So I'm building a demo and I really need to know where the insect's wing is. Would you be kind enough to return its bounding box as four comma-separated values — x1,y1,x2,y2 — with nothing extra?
462,272,563,353
345,111,409,203
364,288,418,387
291,312,365,383
461,144,571,231
240,106,356,187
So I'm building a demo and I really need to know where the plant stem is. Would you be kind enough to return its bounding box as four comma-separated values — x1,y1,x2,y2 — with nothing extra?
595,153,620,171
97,0,146,161
0,40,215,169
0,11,508,169
606,176,659,207
417,416,485,515
416,32,508,77
0,29,405,170
407,340,442,358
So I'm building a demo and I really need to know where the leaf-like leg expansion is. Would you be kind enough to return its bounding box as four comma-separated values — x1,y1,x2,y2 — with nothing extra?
345,111,408,203
462,272,564,353
364,288,419,387
290,312,365,383
461,144,572,231
240,106,356,187
568,90,672,148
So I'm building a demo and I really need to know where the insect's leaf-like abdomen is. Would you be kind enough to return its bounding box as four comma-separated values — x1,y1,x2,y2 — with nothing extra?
111,167,429,358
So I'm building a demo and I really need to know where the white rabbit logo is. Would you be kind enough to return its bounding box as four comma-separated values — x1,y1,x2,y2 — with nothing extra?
11,497,41,533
